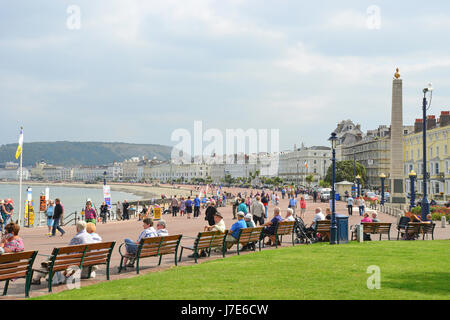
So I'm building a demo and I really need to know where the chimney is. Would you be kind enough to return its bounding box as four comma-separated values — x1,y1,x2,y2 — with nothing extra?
414,119,423,133
440,111,450,127
427,115,436,130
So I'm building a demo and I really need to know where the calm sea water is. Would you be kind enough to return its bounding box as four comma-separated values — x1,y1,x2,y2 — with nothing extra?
0,184,142,222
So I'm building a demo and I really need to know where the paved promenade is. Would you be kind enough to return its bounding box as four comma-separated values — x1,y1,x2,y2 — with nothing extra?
2,185,449,299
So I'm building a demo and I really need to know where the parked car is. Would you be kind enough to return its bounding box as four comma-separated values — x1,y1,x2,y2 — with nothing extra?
320,188,332,202
366,192,378,201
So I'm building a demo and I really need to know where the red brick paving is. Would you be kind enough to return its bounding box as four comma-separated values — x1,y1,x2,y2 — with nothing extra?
2,184,449,299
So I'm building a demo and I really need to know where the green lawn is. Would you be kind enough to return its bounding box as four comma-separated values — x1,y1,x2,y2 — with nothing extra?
33,240,450,300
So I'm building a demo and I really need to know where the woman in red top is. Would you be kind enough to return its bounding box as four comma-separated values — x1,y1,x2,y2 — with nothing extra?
299,196,307,219
1,223,24,253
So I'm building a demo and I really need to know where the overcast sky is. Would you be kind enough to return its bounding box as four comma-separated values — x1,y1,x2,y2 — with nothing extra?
1,0,450,153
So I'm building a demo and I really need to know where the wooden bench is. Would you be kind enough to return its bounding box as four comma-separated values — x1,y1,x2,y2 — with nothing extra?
420,223,435,240
274,221,296,248
33,244,87,293
32,242,115,293
179,230,228,263
314,220,331,242
118,235,182,274
0,251,38,298
231,227,264,255
81,242,116,280
402,222,435,240
361,222,392,240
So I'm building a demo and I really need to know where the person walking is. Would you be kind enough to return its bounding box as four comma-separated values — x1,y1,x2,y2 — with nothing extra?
45,200,55,236
185,196,193,219
250,195,265,226
193,195,201,218
100,202,109,224
116,201,123,221
357,197,365,216
50,198,65,237
299,196,307,219
261,194,269,219
180,197,186,216
347,195,354,216
288,196,297,215
122,200,130,220
84,200,97,225
171,196,179,217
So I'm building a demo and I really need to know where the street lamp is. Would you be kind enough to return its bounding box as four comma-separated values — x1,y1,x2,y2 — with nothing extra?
328,132,338,244
421,83,433,221
103,171,107,186
409,170,417,211
379,173,386,206
356,175,361,198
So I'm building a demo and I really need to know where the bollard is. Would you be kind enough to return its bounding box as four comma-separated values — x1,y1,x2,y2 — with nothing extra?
442,216,446,228
356,225,364,243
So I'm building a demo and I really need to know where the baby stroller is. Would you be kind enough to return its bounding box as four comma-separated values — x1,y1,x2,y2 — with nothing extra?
294,216,313,244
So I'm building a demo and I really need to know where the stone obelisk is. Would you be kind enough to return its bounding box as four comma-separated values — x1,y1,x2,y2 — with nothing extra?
389,68,406,205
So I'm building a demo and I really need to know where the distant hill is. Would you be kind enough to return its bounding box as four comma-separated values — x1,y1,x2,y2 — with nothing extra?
0,142,173,167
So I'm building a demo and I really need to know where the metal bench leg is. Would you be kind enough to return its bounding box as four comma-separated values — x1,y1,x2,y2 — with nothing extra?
3,280,9,296
106,261,111,280
136,258,140,274
158,255,163,266
237,243,240,255
118,256,124,273
178,247,184,262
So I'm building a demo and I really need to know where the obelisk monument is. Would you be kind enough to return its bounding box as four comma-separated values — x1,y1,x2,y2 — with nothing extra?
389,68,406,206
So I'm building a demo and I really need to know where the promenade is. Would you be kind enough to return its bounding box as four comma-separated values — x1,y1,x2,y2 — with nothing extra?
2,185,449,299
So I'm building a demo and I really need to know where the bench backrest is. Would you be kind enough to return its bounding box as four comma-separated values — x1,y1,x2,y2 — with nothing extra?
315,220,331,232
421,223,435,234
138,235,182,258
83,242,116,267
398,216,410,228
49,244,88,273
406,222,422,233
276,221,295,236
238,227,264,244
194,230,228,251
362,222,391,234
0,251,38,282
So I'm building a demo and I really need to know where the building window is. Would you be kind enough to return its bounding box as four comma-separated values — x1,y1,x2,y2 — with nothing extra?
435,163,439,175
436,146,439,157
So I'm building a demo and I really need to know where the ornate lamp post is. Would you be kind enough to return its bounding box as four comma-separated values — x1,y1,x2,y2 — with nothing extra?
328,132,338,244
409,170,417,211
379,173,386,206
421,83,433,221
356,175,361,198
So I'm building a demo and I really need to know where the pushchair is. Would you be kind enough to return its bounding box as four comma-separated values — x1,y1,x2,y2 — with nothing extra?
294,216,313,244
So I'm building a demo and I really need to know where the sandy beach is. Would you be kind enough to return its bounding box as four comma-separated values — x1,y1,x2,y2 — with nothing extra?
0,181,196,200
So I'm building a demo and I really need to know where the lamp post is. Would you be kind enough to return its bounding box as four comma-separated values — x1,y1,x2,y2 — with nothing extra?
421,83,433,221
379,173,386,206
103,171,107,186
356,175,361,198
409,170,417,211
328,132,338,244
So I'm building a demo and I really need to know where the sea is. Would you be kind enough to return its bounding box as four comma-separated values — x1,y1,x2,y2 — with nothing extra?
0,183,142,222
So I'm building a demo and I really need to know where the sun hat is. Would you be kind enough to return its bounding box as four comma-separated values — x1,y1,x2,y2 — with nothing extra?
214,212,223,218
244,213,252,220
237,211,245,217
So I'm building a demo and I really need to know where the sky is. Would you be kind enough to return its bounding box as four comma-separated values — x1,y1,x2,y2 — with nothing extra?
1,0,450,154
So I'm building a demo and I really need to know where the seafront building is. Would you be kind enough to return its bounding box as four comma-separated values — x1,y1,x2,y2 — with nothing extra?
404,111,450,200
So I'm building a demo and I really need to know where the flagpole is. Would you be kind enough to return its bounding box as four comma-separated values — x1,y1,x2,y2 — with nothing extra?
18,127,23,226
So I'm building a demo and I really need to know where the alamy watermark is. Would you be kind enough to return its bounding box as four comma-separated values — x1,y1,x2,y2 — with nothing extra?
366,5,381,30
366,265,381,289
171,121,280,175
67,5,81,30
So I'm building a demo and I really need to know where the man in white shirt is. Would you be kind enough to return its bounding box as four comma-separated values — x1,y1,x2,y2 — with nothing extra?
123,217,158,267
204,212,226,233
310,208,325,230
284,208,296,222
156,219,169,237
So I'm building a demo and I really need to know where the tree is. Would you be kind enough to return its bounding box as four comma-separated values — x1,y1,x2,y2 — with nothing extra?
324,160,367,187
319,180,331,188
305,175,314,187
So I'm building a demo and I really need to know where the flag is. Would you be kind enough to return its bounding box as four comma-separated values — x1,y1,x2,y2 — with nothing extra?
304,161,307,169
15,128,23,159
